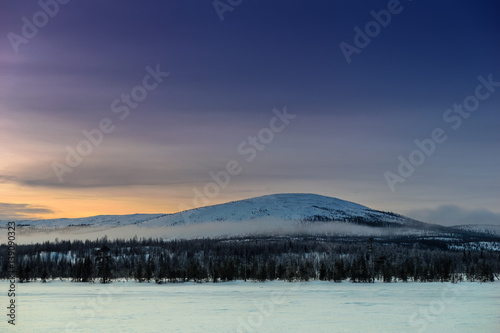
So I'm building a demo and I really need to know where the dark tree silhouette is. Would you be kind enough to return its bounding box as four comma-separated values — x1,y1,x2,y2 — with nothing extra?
96,245,112,284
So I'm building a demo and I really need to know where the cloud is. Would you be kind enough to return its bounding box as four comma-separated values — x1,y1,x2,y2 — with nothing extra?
0,175,16,183
406,205,500,226
0,203,54,220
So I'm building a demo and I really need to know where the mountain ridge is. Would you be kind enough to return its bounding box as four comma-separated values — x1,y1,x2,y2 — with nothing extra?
3,193,417,229
3,194,498,237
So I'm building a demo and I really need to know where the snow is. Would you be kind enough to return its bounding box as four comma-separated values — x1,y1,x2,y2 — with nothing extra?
1,194,498,245
452,225,500,237
448,241,500,252
0,193,411,229
0,213,163,229
136,193,411,227
1,280,499,332
0,220,456,245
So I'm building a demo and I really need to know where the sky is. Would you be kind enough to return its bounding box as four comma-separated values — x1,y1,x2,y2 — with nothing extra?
0,0,499,225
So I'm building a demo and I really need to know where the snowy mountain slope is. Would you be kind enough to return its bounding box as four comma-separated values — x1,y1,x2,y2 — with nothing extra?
451,224,500,237
2,193,421,229
138,193,420,227
9,213,163,228
3,194,500,246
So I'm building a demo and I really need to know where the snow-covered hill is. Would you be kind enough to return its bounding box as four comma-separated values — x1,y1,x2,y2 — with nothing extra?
451,224,500,237
3,194,500,246
139,193,419,227
10,213,163,229
3,193,420,229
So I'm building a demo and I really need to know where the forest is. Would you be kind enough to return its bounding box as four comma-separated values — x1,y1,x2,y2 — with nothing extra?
1,236,499,284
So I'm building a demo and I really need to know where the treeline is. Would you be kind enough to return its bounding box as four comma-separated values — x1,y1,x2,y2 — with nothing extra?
1,237,498,283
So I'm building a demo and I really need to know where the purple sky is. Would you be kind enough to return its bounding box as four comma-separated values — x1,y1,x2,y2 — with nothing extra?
1,0,499,225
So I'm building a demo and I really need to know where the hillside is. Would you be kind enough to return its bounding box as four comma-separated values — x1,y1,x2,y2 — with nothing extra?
5,193,421,229
3,194,499,246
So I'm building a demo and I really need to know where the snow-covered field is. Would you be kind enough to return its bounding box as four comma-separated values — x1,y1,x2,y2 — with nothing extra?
1,280,499,332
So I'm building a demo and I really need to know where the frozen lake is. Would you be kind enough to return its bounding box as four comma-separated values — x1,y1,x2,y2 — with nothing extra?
1,280,499,332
